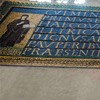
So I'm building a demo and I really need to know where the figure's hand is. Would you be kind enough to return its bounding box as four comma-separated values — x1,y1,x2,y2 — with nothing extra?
17,21,25,25
23,24,30,28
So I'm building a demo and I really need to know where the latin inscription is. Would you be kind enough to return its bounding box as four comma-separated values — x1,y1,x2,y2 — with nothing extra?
22,9,100,58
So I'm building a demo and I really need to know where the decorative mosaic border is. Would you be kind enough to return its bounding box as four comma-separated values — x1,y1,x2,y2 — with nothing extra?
0,1,100,68
0,1,100,19
0,56,100,68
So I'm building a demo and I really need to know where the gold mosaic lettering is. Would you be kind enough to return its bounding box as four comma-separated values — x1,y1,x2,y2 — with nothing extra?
55,49,63,56
79,50,89,56
31,48,40,55
41,49,52,56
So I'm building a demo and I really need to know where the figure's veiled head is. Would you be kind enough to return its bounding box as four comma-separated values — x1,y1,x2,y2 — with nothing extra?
21,15,29,20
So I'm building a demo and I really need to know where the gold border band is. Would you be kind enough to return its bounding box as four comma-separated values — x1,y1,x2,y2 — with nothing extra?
0,56,100,68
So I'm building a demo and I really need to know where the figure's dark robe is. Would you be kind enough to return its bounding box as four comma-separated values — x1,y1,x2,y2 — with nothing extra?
0,19,30,47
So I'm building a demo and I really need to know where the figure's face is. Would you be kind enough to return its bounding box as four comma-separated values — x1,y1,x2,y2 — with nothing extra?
21,16,28,20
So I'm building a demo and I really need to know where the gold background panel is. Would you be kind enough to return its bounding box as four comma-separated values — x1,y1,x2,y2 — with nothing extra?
0,12,44,48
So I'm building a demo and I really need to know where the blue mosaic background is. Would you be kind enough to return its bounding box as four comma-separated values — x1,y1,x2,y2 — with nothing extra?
12,7,100,58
